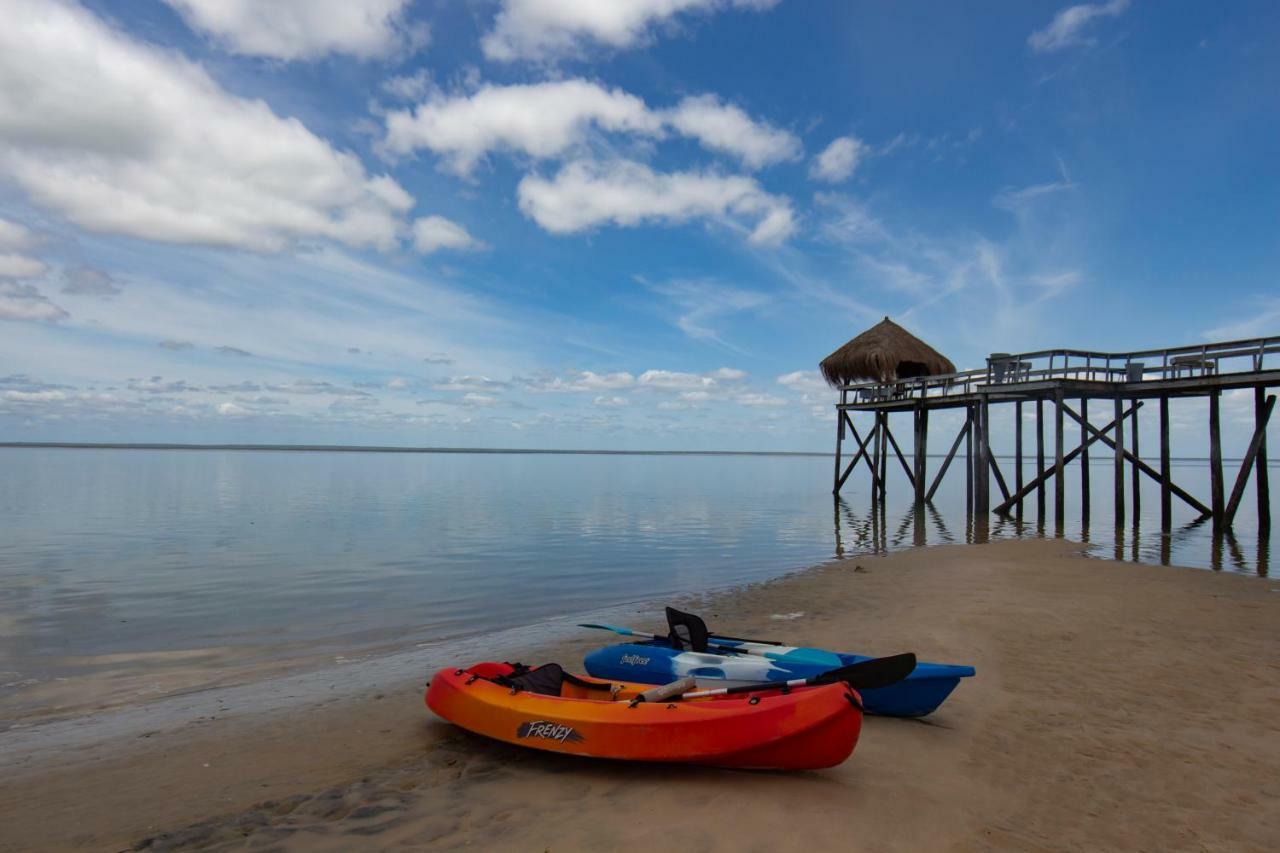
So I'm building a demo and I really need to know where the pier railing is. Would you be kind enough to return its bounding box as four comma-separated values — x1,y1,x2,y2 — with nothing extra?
838,335,1280,404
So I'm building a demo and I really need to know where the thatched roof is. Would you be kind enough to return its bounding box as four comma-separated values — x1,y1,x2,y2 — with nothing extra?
820,317,956,386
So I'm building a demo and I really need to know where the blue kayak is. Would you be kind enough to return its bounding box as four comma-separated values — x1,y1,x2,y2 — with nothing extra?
581,609,974,718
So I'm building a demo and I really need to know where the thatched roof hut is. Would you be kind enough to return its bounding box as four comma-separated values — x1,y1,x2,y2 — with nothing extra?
820,317,956,387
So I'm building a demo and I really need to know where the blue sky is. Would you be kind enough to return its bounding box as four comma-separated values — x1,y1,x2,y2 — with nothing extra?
0,0,1277,451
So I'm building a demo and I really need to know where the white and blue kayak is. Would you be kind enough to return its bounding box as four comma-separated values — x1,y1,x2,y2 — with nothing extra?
581,608,974,718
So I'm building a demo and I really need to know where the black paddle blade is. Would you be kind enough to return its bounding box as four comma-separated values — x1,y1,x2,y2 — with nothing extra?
817,653,917,691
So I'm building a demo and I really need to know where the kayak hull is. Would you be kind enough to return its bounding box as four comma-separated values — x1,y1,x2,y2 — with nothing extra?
583,641,974,718
426,662,862,770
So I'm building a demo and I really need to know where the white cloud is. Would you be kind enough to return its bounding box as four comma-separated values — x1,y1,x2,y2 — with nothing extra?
739,392,786,407
666,95,800,169
62,266,124,296
810,136,868,183
593,395,630,407
517,159,795,245
216,401,248,416
434,376,511,392
412,216,486,254
1203,296,1280,341
161,0,423,61
0,253,47,279
0,282,68,322
387,377,410,389
777,370,829,394
637,368,745,391
483,0,780,62
647,278,770,342
0,1,414,252
1028,0,1129,53
527,370,637,392
3,388,67,403
0,218,37,251
383,80,797,177
992,181,1074,213
385,80,660,175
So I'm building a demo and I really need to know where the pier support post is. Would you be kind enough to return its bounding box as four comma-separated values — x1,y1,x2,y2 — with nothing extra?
1258,386,1271,535
976,397,990,517
1210,391,1225,530
1114,395,1125,527
1080,397,1091,523
965,405,974,515
1036,399,1046,520
1131,405,1141,518
1015,400,1024,521
1055,389,1065,528
913,405,928,505
1160,396,1172,531
832,402,845,494
878,412,889,502
870,412,881,502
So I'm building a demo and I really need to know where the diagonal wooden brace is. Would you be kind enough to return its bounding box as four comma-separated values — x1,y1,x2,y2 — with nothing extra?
994,401,1141,515
1224,394,1276,527
1063,403,1212,518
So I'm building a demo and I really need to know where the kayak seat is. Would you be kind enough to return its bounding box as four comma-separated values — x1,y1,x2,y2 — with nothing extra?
665,606,710,652
495,663,615,698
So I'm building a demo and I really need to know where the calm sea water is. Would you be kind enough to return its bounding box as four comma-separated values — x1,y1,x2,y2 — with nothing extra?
0,448,1272,719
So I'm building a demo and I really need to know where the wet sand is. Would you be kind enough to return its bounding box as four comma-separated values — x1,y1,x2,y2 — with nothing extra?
2,539,1277,851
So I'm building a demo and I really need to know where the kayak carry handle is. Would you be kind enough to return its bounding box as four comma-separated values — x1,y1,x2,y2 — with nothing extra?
628,677,697,707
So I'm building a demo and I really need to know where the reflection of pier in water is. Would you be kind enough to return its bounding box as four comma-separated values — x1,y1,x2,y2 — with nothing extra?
830,496,1271,577
830,336,1276,577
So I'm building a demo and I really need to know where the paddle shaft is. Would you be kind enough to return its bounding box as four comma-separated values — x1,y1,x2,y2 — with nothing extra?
577,623,829,663
678,653,917,700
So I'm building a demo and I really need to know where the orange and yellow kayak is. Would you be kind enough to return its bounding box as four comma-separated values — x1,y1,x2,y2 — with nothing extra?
425,662,863,770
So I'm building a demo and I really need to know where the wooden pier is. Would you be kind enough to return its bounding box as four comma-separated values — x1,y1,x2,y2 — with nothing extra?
832,336,1278,536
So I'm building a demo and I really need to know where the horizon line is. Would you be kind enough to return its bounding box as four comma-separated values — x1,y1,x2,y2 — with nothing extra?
0,442,1268,464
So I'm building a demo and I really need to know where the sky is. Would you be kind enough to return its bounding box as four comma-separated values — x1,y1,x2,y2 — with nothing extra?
0,0,1277,452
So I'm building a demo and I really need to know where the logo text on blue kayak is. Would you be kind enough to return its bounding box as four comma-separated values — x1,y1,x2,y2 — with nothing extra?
619,654,650,666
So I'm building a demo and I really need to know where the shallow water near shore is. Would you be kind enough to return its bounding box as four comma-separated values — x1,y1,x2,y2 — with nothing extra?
0,446,1273,723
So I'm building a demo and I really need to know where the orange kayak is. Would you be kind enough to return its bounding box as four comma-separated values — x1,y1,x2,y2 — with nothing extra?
425,662,863,770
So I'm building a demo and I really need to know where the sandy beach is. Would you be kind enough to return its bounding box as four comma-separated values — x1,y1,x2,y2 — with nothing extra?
2,538,1277,852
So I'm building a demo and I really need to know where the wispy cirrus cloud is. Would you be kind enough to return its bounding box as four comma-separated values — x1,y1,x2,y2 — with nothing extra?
644,277,770,346
1028,0,1130,53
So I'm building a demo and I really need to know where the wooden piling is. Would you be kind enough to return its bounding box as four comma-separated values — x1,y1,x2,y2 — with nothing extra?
1114,395,1125,527
870,412,881,502
1160,396,1172,530
1036,399,1046,519
1015,400,1024,521
965,405,974,515
976,397,990,516
1209,391,1224,530
1080,397,1091,522
1258,386,1271,535
832,400,845,494
1131,405,1141,518
878,412,889,501
1054,389,1065,527
913,405,928,505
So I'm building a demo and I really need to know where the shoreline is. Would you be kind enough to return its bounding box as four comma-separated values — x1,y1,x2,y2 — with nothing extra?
2,538,1277,851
